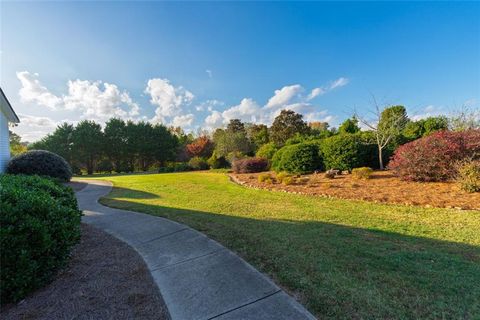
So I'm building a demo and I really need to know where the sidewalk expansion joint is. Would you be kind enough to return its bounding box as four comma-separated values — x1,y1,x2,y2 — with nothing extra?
207,290,282,320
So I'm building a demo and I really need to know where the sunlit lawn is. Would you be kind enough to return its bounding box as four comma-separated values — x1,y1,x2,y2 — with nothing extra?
87,171,480,318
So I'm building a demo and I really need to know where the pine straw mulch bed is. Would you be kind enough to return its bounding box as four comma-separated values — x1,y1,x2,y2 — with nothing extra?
231,171,480,211
1,224,169,320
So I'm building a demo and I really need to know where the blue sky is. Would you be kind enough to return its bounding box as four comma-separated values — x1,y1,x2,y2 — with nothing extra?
1,1,479,141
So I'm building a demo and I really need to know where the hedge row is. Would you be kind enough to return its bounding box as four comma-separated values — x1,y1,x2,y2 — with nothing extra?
0,175,82,304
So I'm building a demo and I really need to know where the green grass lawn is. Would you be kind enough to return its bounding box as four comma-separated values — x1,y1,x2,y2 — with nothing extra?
88,171,480,319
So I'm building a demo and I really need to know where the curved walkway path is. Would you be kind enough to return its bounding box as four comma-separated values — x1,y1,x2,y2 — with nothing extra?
76,180,316,320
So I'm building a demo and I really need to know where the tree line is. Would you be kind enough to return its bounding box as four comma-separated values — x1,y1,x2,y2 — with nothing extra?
20,105,476,175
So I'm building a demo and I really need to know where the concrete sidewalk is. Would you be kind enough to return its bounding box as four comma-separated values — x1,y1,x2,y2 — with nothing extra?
76,180,316,320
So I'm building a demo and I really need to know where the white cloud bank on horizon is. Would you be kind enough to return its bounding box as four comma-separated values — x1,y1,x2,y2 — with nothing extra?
17,71,140,123
14,71,349,140
202,77,349,129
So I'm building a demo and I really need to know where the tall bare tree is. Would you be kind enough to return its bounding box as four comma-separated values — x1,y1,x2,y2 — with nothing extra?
355,98,408,170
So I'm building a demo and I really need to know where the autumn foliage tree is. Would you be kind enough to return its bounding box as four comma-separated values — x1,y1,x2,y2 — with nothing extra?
186,136,214,158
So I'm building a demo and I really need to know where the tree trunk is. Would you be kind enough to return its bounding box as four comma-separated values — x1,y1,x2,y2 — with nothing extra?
378,146,384,170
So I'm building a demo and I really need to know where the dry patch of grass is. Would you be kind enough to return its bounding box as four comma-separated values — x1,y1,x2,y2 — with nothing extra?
233,170,480,210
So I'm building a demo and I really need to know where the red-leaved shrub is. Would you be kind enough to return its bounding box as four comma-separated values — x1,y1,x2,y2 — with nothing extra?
232,157,269,173
388,130,480,181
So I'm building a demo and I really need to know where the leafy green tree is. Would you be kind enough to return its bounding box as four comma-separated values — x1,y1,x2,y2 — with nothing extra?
403,120,425,140
338,117,360,134
72,120,104,174
9,130,27,156
129,121,158,171
403,116,449,141
423,116,448,135
226,119,246,133
152,124,178,167
246,123,269,150
213,127,253,160
30,123,75,165
104,118,127,172
269,110,310,146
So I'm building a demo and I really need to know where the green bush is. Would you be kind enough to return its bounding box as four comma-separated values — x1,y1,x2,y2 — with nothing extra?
6,150,72,182
188,157,209,170
320,134,369,172
456,160,480,193
207,151,229,169
352,167,373,180
0,174,82,304
255,142,278,161
271,143,322,174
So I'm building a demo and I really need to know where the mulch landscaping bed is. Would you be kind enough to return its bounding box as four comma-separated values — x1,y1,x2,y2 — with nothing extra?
232,171,480,210
1,224,169,320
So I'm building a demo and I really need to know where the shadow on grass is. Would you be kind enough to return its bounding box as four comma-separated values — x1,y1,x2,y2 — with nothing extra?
97,187,480,319
107,187,160,199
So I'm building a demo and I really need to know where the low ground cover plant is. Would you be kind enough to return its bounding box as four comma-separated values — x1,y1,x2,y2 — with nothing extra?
389,129,480,181
232,157,269,173
275,171,291,183
258,173,273,183
6,150,72,182
352,167,373,179
0,175,82,304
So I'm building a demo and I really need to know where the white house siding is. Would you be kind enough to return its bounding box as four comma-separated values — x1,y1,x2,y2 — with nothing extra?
0,109,10,173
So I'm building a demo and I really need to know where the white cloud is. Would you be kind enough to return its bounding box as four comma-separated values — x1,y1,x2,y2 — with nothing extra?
171,114,194,127
411,105,444,121
222,98,261,123
64,80,140,121
16,71,140,122
195,99,224,112
265,84,303,109
329,77,349,90
204,110,223,129
16,71,62,109
18,113,57,129
206,69,212,78
307,87,325,100
145,78,194,123
307,77,349,101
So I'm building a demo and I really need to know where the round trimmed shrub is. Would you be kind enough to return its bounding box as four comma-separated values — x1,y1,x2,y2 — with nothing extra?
389,129,480,182
271,143,322,174
0,174,82,304
7,150,72,182
320,134,368,172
